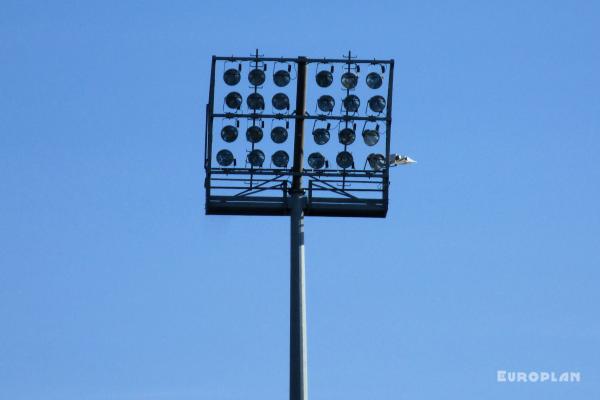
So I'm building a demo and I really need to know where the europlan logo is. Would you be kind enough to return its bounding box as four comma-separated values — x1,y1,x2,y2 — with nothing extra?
497,370,581,383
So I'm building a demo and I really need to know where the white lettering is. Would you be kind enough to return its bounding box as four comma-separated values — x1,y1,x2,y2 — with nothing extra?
528,372,539,382
497,370,507,382
507,372,516,382
570,372,581,382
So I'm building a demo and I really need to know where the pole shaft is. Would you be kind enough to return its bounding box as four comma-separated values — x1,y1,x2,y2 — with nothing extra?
290,56,308,400
290,193,307,400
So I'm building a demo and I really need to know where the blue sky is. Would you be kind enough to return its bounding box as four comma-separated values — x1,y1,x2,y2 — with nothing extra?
1,1,599,399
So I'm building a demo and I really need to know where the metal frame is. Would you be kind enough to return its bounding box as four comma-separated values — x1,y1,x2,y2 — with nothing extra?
205,52,395,217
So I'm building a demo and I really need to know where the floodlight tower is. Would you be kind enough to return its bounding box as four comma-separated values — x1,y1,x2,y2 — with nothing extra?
204,50,411,400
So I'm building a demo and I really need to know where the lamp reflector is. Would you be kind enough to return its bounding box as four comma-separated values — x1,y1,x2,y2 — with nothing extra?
221,125,238,143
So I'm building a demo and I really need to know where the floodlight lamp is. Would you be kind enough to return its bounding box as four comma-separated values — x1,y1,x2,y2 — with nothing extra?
338,127,356,145
271,126,288,143
247,149,265,167
317,95,335,113
272,93,290,110
367,153,386,170
343,95,360,112
307,152,326,169
272,150,289,168
341,72,358,89
248,68,266,86
312,128,330,145
389,154,417,166
273,70,291,87
221,125,238,143
362,129,379,146
216,149,234,166
246,125,263,143
223,68,241,86
368,95,386,113
336,151,353,169
225,92,242,109
366,72,383,89
247,93,265,110
315,70,333,88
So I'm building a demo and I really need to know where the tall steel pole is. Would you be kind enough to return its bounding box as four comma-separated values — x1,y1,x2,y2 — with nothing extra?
290,56,308,400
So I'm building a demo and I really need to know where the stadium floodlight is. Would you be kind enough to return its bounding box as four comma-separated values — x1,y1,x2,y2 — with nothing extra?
216,149,235,166
225,92,242,109
221,125,238,142
273,69,291,87
341,71,358,89
368,95,386,113
248,68,266,86
336,151,353,169
365,72,382,89
205,51,406,400
246,125,263,143
247,93,265,110
317,95,335,112
315,70,333,87
389,154,417,166
307,152,326,169
223,68,241,86
362,128,379,146
367,153,386,170
343,95,360,112
272,93,290,110
272,150,290,168
312,128,330,145
338,127,356,145
271,126,288,143
247,149,265,167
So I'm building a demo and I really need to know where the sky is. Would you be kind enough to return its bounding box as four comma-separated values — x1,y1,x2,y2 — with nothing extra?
1,1,599,399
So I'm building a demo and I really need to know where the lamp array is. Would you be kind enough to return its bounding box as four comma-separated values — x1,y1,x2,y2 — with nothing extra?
309,63,388,171
215,60,389,171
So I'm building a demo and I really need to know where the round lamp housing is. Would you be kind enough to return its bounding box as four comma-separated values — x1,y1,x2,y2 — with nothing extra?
246,126,263,143
367,153,386,170
368,95,386,113
336,151,353,169
225,92,242,109
248,68,266,86
247,93,265,110
247,149,265,167
312,128,330,145
362,129,380,146
341,72,358,89
223,68,241,86
272,150,289,168
271,126,288,143
317,95,335,113
338,128,356,145
366,72,383,89
308,152,326,169
315,70,333,88
273,70,291,87
216,149,234,167
221,125,238,143
343,95,360,112
272,93,290,110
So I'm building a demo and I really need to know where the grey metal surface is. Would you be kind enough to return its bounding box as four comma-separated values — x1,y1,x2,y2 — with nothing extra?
290,193,308,400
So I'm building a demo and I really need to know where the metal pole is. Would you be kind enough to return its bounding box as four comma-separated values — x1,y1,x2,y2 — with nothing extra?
290,193,307,400
290,56,308,400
